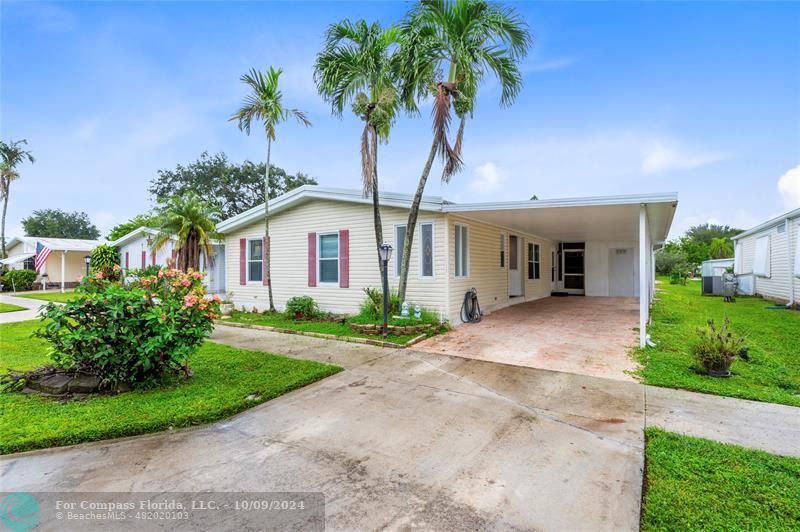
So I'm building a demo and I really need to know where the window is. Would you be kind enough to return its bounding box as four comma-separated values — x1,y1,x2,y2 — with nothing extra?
247,239,263,282
23,256,35,271
551,250,555,281
753,235,770,278
528,243,540,280
420,223,434,278
454,224,469,277
499,233,505,268
318,233,339,283
777,222,786,234
395,225,406,277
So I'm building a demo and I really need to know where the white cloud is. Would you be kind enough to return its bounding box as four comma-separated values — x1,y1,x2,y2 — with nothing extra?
641,141,729,175
470,162,502,192
777,164,800,209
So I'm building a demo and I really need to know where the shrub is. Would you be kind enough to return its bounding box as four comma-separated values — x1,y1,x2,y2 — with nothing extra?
1,269,37,292
90,244,121,281
284,295,319,319
36,268,220,388
669,265,689,285
692,316,745,374
360,287,402,321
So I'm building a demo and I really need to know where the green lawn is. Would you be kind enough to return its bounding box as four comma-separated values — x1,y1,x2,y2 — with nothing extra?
16,290,77,303
642,428,800,531
635,279,800,406
0,302,26,313
0,320,342,454
228,310,430,345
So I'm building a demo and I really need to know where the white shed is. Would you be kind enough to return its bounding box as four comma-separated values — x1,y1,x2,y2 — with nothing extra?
732,208,800,306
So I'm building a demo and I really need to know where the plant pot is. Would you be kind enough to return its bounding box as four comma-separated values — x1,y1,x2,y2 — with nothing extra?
703,362,732,377
220,303,234,316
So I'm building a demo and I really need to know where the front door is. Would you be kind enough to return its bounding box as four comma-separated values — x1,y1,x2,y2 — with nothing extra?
508,235,523,297
562,249,585,294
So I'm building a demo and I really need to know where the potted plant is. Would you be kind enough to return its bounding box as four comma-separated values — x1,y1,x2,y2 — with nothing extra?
692,316,745,377
285,295,318,321
219,293,235,316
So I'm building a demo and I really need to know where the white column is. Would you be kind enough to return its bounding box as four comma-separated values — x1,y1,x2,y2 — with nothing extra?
639,205,648,347
61,251,66,293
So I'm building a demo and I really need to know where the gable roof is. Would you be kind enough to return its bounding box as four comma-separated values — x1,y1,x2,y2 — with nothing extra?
110,226,160,247
731,207,800,241
6,236,102,252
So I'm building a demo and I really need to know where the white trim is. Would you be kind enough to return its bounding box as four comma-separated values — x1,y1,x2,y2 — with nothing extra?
245,238,263,284
317,231,340,285
443,192,678,213
639,205,648,348
732,208,800,241
454,223,469,278
527,242,541,280
418,221,435,280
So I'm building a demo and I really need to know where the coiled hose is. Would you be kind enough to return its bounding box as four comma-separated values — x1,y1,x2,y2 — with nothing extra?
460,288,482,323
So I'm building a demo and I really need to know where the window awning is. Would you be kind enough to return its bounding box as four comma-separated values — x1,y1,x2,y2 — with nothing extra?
0,253,34,265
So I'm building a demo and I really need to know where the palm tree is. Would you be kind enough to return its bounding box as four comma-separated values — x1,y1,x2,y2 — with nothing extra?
0,139,35,258
395,0,531,300
709,237,734,259
230,67,311,311
314,19,402,277
153,193,219,272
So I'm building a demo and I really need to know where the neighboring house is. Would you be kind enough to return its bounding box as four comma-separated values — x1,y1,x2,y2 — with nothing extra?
111,226,226,294
732,208,800,306
216,186,677,347
0,236,101,290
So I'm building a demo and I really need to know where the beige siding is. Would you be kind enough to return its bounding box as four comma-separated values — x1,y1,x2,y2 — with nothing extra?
224,200,448,317
446,214,553,324
736,216,799,303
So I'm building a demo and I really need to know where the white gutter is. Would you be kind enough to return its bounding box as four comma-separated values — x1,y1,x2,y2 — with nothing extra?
732,208,800,240
442,192,678,213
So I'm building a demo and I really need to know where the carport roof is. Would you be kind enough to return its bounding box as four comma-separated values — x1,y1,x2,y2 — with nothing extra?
444,193,677,243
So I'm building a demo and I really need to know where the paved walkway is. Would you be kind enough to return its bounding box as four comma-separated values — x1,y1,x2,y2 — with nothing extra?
1,326,797,531
0,293,48,323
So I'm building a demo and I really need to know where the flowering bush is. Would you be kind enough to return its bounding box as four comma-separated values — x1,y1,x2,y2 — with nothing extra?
37,267,220,388
90,244,122,282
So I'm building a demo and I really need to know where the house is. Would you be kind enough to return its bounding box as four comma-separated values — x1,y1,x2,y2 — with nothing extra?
216,186,677,347
732,208,800,306
111,226,226,293
0,236,101,290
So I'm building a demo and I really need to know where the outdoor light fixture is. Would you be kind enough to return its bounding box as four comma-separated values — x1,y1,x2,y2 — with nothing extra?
378,243,393,338
83,255,91,276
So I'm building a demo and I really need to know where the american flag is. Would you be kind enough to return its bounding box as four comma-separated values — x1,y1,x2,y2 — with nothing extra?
34,241,51,272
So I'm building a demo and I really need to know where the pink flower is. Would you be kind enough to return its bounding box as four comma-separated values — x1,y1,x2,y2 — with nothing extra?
212,294,221,302
181,279,191,287
94,271,105,280
183,294,198,308
160,313,167,321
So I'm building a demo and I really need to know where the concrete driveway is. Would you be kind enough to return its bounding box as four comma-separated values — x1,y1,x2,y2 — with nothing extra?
415,296,640,381
2,328,646,531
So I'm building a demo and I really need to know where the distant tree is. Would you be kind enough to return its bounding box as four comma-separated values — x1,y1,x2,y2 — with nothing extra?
685,223,741,246
1,139,35,258
153,193,220,271
106,212,160,242
709,237,734,259
530,194,539,200
22,209,99,240
148,151,317,220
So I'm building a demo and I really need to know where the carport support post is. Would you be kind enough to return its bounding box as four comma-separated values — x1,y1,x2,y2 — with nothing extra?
639,205,647,347
61,251,66,293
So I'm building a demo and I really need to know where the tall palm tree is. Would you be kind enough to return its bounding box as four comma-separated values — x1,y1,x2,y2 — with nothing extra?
395,0,531,300
230,67,311,311
709,237,734,259
153,193,219,272
0,139,35,258
314,19,403,277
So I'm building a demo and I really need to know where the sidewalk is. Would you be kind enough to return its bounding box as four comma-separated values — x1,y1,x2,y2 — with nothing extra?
0,293,48,323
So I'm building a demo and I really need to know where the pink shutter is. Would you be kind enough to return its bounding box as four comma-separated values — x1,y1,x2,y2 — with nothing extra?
262,236,270,286
125,252,129,269
239,238,246,285
308,232,317,287
171,249,177,260
141,251,146,269
339,229,349,288
151,251,156,266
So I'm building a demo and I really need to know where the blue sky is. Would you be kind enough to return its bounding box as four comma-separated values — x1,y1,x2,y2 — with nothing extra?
2,1,799,240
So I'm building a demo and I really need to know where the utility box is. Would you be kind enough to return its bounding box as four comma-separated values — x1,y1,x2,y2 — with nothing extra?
701,258,734,296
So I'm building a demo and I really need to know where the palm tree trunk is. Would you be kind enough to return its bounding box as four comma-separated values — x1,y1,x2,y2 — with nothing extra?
1,186,8,259
398,136,439,302
265,138,275,312
370,125,385,279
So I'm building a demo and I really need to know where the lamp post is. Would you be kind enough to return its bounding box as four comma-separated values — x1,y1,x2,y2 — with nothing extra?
377,243,393,338
83,255,91,276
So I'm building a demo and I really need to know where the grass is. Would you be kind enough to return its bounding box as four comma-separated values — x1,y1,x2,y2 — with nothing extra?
0,319,342,454
16,290,76,303
642,428,800,531
227,310,436,345
0,302,26,313
634,278,800,407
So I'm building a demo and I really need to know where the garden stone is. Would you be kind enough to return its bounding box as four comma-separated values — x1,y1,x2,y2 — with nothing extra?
33,374,72,395
68,374,102,393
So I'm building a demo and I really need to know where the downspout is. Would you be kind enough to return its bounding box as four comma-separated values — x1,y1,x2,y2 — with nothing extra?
789,216,796,308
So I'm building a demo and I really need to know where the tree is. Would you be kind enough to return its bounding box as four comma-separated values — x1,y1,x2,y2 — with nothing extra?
685,223,741,246
21,209,99,240
153,193,219,272
315,19,403,278
230,67,311,311
709,237,734,259
107,212,160,242
395,0,531,300
0,139,35,258
149,151,317,220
